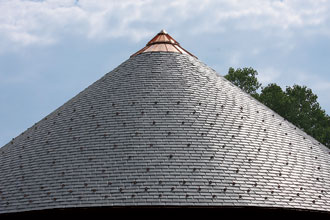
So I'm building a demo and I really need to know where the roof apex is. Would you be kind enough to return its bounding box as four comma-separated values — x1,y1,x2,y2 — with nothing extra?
159,29,167,34
130,29,197,58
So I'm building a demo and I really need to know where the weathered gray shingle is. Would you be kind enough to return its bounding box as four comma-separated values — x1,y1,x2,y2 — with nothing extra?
0,52,330,214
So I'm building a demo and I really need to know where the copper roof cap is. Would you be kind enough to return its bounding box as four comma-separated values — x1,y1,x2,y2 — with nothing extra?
131,29,197,58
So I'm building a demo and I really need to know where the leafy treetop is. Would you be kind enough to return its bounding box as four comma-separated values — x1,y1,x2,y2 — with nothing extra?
225,67,330,148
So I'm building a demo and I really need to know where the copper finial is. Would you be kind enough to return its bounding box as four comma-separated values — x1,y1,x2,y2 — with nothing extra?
130,30,197,58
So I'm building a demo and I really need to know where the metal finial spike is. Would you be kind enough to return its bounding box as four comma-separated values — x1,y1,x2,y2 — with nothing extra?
159,29,167,34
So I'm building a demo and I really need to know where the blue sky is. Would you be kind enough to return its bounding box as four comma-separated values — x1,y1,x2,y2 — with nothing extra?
0,0,330,146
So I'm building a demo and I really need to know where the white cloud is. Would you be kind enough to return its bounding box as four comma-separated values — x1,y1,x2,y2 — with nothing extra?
258,67,282,85
0,0,329,52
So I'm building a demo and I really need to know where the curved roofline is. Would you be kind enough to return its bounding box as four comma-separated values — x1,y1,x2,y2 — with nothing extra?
2,205,330,217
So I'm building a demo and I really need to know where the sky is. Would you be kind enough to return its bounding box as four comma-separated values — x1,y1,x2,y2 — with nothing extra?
0,0,330,146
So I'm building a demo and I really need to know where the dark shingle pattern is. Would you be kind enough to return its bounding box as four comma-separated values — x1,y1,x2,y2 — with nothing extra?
1,52,330,214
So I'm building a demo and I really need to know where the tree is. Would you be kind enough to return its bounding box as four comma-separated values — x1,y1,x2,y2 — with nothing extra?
224,67,261,98
258,83,288,117
224,68,330,148
284,85,329,146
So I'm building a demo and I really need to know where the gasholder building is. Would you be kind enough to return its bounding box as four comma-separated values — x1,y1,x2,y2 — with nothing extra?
1,30,330,216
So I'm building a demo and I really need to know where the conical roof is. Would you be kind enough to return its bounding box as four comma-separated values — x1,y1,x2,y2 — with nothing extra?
1,30,330,215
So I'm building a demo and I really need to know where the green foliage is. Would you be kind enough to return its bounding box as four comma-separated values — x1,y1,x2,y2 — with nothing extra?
284,85,329,147
224,67,261,98
258,83,288,116
225,67,330,148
